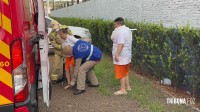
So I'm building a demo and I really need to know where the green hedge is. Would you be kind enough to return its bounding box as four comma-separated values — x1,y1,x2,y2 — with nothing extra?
53,17,200,97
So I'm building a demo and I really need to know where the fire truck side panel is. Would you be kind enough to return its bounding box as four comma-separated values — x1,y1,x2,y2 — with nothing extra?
22,0,37,85
9,0,36,84
1,0,40,111
0,0,14,108
0,0,15,111
10,0,24,40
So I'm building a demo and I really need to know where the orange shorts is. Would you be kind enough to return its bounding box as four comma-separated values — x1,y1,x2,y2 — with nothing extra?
65,56,75,70
114,64,130,79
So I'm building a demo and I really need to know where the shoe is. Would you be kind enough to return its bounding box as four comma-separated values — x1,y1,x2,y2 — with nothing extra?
51,80,57,85
114,90,127,95
126,88,132,91
88,84,99,87
73,89,85,95
85,79,91,84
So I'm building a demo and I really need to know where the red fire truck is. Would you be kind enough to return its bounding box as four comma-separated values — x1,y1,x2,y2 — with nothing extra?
0,0,51,111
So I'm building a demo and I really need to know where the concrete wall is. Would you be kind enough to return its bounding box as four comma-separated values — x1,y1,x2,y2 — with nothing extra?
51,0,200,28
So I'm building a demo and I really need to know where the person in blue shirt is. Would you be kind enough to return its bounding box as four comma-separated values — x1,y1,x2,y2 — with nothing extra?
63,40,102,95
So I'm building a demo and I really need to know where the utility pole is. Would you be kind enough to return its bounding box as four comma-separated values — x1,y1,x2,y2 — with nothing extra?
67,1,69,7
52,0,55,10
72,0,74,5
46,0,49,16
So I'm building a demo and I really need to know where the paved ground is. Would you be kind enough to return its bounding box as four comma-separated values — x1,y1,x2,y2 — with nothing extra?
38,55,147,112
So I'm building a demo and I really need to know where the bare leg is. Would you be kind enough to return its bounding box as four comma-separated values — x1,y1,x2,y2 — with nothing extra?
65,70,71,83
64,70,71,89
120,77,126,91
125,75,131,90
69,65,74,81
114,77,127,95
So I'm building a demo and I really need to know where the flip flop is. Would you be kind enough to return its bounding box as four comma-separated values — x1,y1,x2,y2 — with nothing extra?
126,88,132,91
114,90,127,95
64,84,72,89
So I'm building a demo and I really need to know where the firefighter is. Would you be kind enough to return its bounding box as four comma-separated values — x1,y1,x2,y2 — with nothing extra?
48,20,72,83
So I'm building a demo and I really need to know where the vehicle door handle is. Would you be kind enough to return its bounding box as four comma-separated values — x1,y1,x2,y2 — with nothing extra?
37,34,44,40
30,35,39,45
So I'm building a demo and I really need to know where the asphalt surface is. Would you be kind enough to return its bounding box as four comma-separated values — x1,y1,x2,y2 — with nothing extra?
38,55,146,112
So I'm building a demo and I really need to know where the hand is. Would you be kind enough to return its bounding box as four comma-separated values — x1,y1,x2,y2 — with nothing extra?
114,54,119,62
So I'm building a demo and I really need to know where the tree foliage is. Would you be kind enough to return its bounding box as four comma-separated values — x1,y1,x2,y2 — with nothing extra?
52,17,200,97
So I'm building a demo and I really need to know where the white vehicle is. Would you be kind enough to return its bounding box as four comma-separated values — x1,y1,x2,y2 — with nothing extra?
45,16,92,52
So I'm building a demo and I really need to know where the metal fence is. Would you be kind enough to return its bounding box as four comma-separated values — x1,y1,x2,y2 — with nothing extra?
44,0,91,11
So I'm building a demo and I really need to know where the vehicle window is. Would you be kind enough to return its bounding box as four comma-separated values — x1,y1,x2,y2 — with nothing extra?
45,18,51,28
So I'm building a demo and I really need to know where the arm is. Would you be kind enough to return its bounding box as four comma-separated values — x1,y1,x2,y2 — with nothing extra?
115,31,125,62
49,31,62,50
51,42,62,50
48,30,56,41
115,44,124,62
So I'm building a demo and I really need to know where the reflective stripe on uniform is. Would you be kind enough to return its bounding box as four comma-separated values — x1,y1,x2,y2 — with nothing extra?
51,74,58,80
86,45,93,60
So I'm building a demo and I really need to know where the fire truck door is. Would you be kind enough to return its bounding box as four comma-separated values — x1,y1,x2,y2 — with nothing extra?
37,0,51,107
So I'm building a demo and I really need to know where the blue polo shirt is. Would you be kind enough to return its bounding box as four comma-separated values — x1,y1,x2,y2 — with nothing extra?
73,40,102,61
